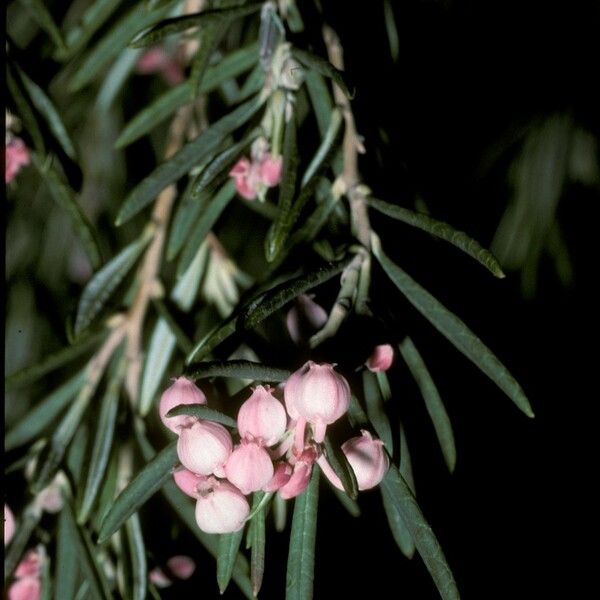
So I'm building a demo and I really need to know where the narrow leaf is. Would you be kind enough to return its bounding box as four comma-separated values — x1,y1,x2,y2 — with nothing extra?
323,436,358,499
98,442,178,543
292,47,355,99
55,508,81,600
381,465,460,600
368,198,505,278
331,486,360,518
186,360,291,382
187,26,221,98
6,66,44,153
21,0,67,52
399,337,456,472
5,371,85,450
273,493,287,532
125,513,147,600
74,229,151,335
301,108,343,186
304,71,333,138
4,505,40,579
116,94,265,225
217,529,246,594
152,299,193,354
131,4,261,48
251,495,266,596
115,42,258,148
362,371,394,453
18,69,76,158
372,233,534,418
95,48,141,112
381,482,415,559
167,404,237,428
285,465,320,600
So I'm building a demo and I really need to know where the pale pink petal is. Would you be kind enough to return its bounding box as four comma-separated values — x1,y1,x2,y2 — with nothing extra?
15,550,42,578
149,567,172,588
366,344,394,372
136,48,169,73
5,138,30,184
259,154,283,187
5,504,15,546
8,577,41,600
166,555,195,580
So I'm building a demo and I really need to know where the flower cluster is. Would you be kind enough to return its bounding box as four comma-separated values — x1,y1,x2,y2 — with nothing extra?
7,547,45,600
159,362,389,534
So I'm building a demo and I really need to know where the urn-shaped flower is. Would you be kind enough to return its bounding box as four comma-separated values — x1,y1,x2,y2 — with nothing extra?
237,386,287,447
194,478,250,534
159,377,207,433
177,420,232,476
224,441,274,495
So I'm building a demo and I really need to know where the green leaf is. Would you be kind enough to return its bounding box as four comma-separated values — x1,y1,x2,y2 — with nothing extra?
399,422,416,493
376,370,392,402
152,299,193,354
74,229,152,336
217,529,246,594
167,404,237,428
20,0,67,52
125,513,147,600
250,495,267,597
330,486,360,518
383,0,400,62
55,508,81,600
32,155,103,270
78,360,125,523
5,371,85,450
187,26,221,99
116,94,265,225
4,504,40,579
69,1,172,92
362,371,394,454
237,63,265,102
323,436,358,499
381,465,460,600
301,108,343,186
18,68,76,158
368,198,505,278
131,4,261,47
115,42,258,148
265,116,300,262
95,48,141,112
381,481,415,559
177,179,237,277
273,493,287,532
98,442,178,543
399,337,456,472
285,465,320,600
186,360,291,382
372,233,534,418
292,47,355,100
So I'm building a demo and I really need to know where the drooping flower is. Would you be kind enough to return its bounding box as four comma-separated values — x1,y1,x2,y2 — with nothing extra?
237,385,287,447
229,153,283,200
366,344,394,372
285,294,328,345
278,446,318,500
136,46,184,86
166,555,196,580
159,377,207,433
172,468,206,498
194,477,250,534
5,504,15,545
7,576,41,600
177,420,233,476
5,137,30,184
264,461,293,492
15,549,43,579
224,441,274,495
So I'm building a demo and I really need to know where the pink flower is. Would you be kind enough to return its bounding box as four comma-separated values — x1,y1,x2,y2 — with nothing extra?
15,550,43,579
229,153,283,200
224,441,274,495
284,362,351,445
172,468,207,498
166,555,195,580
5,504,15,545
5,137,30,184
286,294,328,345
320,430,389,491
177,420,233,476
195,477,250,534
259,155,283,186
278,447,318,500
149,567,172,588
7,577,41,600
159,377,207,433
366,344,394,372
264,462,293,492
136,47,184,86
237,386,287,447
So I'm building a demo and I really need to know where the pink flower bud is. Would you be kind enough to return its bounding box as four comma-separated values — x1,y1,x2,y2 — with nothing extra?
149,567,171,588
237,386,287,446
263,462,293,492
15,550,43,579
172,468,207,498
195,477,250,534
8,577,41,600
5,137,30,184
136,47,168,73
177,421,232,476
284,362,351,443
259,154,283,187
159,377,207,433
278,452,317,500
160,61,184,86
5,504,15,546
224,441,274,495
166,555,195,580
366,344,394,372
343,430,389,490
286,295,328,345
229,157,259,200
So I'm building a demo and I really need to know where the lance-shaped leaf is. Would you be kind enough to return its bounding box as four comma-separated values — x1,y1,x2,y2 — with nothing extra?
301,108,343,186
368,198,505,278
125,512,147,600
304,71,332,138
167,404,237,429
217,529,246,594
372,233,534,418
74,229,152,336
32,155,103,270
95,47,141,112
115,42,258,148
55,507,81,600
186,360,291,382
323,436,358,499
98,442,178,543
251,494,267,596
5,372,85,450
116,94,265,225
362,371,394,454
265,116,300,262
6,66,44,153
400,337,456,472
20,0,67,52
381,465,460,600
292,47,355,100
286,465,320,600
273,493,287,532
131,4,261,47
331,486,361,517
18,69,75,158
69,1,173,92
381,481,415,560
237,64,265,102
78,360,125,523
4,504,41,579
188,25,222,98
